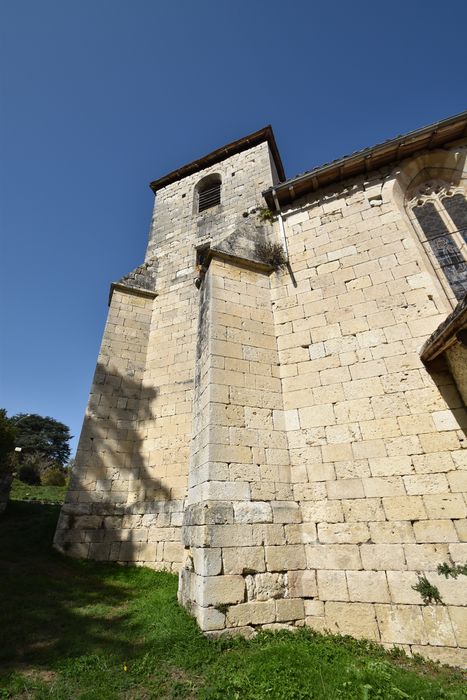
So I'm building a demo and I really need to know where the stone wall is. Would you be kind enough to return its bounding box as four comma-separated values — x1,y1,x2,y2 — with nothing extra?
56,133,467,666
267,155,467,666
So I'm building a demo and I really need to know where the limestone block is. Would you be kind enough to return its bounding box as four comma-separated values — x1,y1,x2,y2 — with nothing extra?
184,502,234,526
360,418,400,441
206,626,256,640
454,520,467,541
284,523,304,544
447,470,467,493
334,398,374,423
306,463,337,483
324,602,379,640
226,600,276,627
298,404,335,429
200,480,251,501
449,542,467,564
265,545,306,571
369,521,415,543
369,455,414,477
327,479,364,500
301,501,344,523
347,571,390,603
306,544,361,570
234,501,272,524
335,460,371,480
88,543,111,560
363,477,405,497
412,452,454,474
223,546,265,575
404,543,450,571
431,572,467,606
246,572,286,601
196,574,245,607
195,604,226,632
413,520,458,543
421,607,456,647
271,501,302,524
317,570,349,601
403,474,449,495
382,496,427,521
288,570,317,598
353,440,386,459
433,409,467,432
192,547,222,576
138,543,160,562
448,606,467,647
208,524,259,548
304,599,324,616
375,604,424,644
343,498,385,522
255,524,287,545
361,544,406,570
275,598,305,622
423,494,466,520
317,522,370,544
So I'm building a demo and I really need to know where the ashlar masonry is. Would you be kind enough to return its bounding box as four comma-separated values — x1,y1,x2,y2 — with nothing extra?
55,114,467,667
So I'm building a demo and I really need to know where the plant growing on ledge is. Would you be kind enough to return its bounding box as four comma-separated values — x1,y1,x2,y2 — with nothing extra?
255,240,287,270
257,207,275,223
412,574,443,605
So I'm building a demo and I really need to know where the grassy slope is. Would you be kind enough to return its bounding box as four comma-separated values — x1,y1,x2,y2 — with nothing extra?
10,478,67,503
0,493,465,699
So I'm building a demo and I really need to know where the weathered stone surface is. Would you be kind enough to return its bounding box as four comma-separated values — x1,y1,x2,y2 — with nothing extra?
223,547,265,575
226,600,276,627
196,575,245,607
275,598,305,622
246,572,286,601
55,121,467,664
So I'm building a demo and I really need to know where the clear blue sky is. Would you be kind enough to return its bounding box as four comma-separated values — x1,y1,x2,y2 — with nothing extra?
1,0,466,455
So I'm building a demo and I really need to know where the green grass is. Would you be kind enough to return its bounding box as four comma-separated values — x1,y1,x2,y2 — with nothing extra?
10,478,67,503
0,501,465,700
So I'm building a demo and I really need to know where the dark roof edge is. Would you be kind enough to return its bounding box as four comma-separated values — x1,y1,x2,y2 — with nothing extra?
263,110,467,208
420,296,467,363
150,125,285,193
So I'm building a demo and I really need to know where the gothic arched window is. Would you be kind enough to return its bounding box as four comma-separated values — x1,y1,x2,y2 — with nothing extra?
408,181,467,302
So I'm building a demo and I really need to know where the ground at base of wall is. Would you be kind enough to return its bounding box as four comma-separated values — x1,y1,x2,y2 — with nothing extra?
0,500,465,700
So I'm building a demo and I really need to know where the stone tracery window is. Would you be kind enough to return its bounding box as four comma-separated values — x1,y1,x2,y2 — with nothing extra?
407,180,467,301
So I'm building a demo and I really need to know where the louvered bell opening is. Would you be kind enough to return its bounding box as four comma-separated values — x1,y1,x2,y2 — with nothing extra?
198,183,221,212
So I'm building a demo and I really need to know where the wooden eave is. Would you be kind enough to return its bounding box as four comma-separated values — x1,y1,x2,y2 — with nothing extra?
149,125,285,193
262,111,467,208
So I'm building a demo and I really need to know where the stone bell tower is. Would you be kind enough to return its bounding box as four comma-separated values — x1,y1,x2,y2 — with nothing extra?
54,127,296,625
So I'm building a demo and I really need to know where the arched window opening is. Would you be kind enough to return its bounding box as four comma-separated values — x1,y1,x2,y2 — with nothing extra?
408,181,467,301
195,174,221,213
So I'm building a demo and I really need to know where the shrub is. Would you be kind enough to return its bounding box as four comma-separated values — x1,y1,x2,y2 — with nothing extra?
257,207,275,223
42,467,67,486
18,463,41,485
255,240,287,269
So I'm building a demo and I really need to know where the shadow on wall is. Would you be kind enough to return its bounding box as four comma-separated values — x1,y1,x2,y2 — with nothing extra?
54,362,172,566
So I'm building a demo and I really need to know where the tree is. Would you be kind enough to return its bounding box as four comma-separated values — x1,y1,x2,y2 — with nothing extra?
0,409,16,474
13,413,72,467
